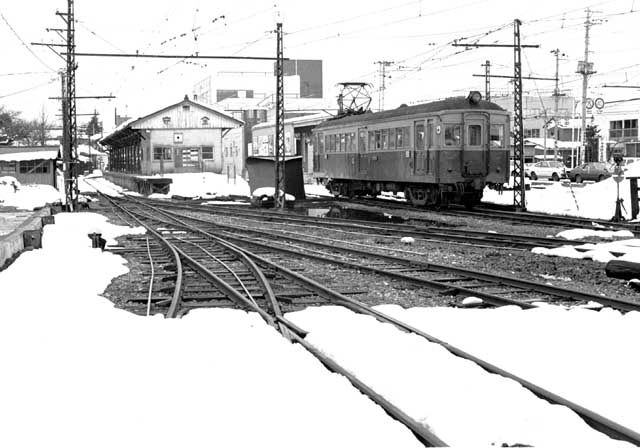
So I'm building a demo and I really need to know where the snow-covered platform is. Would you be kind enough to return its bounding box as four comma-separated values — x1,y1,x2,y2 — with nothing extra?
0,207,53,269
103,172,172,195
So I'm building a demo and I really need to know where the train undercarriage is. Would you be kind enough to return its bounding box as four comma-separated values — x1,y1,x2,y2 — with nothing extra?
324,179,484,209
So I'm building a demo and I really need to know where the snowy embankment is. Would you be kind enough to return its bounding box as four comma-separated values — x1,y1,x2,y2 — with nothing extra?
0,212,422,448
287,305,638,447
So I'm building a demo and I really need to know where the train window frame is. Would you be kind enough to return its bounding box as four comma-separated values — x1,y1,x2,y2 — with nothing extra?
381,129,389,150
388,128,396,150
415,122,425,150
395,127,403,148
490,124,505,148
358,129,367,152
444,125,461,147
403,127,411,149
427,120,434,148
374,130,382,151
468,124,482,146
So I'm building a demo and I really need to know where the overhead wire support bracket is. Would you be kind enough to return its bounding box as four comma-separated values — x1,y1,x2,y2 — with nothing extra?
64,52,289,61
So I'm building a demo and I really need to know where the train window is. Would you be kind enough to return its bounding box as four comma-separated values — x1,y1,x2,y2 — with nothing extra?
468,125,482,146
490,124,504,147
381,129,388,150
395,128,403,148
368,131,374,152
375,130,382,151
444,125,461,146
329,135,336,152
388,129,396,150
318,133,324,153
427,120,434,148
403,127,411,148
415,122,425,150
358,129,366,152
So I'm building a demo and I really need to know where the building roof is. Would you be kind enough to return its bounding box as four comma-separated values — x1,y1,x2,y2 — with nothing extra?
252,112,332,131
100,95,244,146
0,146,60,162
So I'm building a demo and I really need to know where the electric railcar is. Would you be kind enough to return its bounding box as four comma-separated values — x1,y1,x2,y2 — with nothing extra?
312,92,510,208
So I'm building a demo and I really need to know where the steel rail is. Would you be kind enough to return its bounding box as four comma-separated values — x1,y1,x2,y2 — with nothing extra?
105,196,444,443
155,208,640,312
99,194,184,317
105,196,640,444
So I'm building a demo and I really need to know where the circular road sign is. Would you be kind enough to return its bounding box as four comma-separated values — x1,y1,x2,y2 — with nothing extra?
595,97,605,109
585,98,594,109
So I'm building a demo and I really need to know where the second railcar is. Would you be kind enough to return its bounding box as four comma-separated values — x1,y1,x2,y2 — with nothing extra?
312,92,510,208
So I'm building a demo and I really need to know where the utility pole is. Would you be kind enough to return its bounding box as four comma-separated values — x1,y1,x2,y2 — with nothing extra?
274,21,286,209
57,0,79,211
375,61,394,112
481,60,491,101
456,20,546,211
577,9,600,165
550,48,566,162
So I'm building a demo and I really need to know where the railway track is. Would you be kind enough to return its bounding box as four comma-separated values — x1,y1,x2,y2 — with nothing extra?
136,198,610,252
336,196,640,234
90,192,640,446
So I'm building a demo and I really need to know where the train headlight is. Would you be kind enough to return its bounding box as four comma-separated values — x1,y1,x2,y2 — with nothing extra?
467,91,482,104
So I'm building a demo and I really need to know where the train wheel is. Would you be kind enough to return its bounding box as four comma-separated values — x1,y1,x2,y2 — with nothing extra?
404,187,428,206
530,172,538,180
552,173,559,182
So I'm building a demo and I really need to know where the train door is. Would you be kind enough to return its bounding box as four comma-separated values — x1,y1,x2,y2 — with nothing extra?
462,115,487,175
357,128,367,174
426,119,434,174
413,120,426,175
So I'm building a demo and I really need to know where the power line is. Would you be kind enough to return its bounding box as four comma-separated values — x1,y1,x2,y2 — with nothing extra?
0,12,57,72
0,78,58,99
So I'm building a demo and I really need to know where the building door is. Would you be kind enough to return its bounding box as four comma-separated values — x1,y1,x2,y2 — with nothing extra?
413,120,426,175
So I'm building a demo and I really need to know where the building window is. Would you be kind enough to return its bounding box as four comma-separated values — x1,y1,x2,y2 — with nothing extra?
153,146,172,161
182,105,190,112
444,125,461,146
19,160,48,174
0,161,17,173
201,116,210,126
162,116,171,126
202,146,213,160
524,128,540,138
609,119,638,140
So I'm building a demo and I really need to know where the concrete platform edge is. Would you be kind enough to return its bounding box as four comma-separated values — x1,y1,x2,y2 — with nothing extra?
0,208,52,269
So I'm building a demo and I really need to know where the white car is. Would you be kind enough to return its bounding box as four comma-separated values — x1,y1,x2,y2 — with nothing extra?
525,161,568,181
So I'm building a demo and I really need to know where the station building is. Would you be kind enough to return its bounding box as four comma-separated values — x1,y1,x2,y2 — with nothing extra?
100,95,243,175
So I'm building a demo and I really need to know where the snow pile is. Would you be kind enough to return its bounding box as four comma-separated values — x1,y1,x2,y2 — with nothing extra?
556,228,635,240
374,304,640,440
0,176,62,210
0,212,423,448
149,172,251,199
287,305,637,447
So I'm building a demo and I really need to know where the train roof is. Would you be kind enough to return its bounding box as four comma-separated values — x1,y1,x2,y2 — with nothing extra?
314,96,506,130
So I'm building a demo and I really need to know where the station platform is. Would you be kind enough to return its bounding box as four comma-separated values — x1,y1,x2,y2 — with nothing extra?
103,172,172,195
0,207,53,270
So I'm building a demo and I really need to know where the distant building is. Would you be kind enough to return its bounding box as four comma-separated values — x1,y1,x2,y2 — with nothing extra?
100,96,243,175
0,146,60,187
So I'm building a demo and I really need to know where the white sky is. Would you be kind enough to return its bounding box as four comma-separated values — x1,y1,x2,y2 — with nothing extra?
1,173,640,446
2,0,640,127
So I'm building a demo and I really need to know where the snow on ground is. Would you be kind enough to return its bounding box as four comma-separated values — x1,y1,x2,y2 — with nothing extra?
0,176,63,210
0,213,422,448
287,305,638,447
484,162,640,222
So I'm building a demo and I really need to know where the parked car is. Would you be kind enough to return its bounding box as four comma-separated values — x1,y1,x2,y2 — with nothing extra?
568,162,614,183
525,161,568,181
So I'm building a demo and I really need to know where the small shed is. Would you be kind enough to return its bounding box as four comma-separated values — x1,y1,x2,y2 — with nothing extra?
245,156,306,199
0,146,59,187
